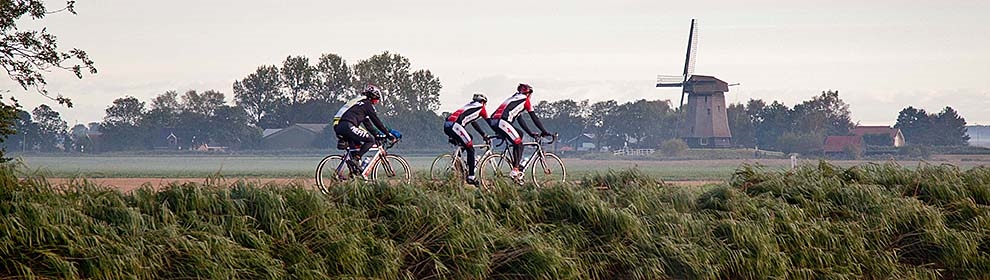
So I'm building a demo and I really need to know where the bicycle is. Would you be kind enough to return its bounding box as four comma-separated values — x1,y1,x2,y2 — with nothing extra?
477,133,566,188
315,137,411,193
429,135,499,181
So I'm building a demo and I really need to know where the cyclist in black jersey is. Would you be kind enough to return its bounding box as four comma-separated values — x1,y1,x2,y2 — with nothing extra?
332,85,395,169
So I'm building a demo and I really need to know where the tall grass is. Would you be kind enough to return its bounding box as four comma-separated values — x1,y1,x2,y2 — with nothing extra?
2,163,989,279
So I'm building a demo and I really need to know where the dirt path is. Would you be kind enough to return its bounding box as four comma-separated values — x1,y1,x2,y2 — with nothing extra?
45,177,724,192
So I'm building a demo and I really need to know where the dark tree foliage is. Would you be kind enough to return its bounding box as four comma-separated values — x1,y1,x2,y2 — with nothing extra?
1,0,95,159
895,106,969,146
233,65,284,128
31,104,67,152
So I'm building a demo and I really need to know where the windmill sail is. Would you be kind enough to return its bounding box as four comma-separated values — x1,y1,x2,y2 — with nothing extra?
679,19,698,108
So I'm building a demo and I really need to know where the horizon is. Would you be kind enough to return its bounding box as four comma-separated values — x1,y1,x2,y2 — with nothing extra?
2,0,988,126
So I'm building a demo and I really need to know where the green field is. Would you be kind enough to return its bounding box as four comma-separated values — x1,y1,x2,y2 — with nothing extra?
14,154,990,181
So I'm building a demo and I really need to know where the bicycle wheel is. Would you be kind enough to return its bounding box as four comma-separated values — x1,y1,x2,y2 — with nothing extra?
530,152,566,187
372,155,412,184
478,154,515,189
429,153,464,181
316,155,347,193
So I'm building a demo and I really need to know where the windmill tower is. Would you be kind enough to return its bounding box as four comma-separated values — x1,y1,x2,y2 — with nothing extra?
657,19,732,148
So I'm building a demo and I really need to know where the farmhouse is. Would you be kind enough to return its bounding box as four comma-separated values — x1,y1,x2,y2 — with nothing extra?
262,123,329,149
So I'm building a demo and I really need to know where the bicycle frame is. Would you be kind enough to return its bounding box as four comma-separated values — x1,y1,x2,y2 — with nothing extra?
334,138,398,179
486,136,552,172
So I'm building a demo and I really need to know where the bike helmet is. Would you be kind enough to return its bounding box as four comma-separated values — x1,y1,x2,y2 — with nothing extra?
362,84,382,99
517,83,533,94
472,93,487,103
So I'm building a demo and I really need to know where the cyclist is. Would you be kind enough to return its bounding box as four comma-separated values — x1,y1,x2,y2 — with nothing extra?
444,93,492,186
489,83,552,180
333,84,396,172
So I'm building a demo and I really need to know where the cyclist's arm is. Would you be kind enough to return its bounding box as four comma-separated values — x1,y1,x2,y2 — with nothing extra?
361,117,382,136
516,116,536,136
471,121,489,138
525,98,549,134
365,104,390,136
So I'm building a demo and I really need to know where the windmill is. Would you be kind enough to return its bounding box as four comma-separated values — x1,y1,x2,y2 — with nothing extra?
657,19,733,148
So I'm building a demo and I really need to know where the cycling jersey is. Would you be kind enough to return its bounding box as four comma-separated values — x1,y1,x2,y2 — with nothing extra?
446,101,488,127
491,93,531,122
333,97,388,135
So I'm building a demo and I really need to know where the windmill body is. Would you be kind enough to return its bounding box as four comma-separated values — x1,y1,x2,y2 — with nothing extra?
657,19,732,148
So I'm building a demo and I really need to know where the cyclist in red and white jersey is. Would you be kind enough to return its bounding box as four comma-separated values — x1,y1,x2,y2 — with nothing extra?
443,93,492,185
489,83,552,180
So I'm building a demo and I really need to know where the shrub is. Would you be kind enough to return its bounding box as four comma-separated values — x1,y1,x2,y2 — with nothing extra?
660,138,688,157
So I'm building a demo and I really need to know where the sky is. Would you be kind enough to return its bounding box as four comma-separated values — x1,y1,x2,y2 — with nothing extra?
3,0,989,126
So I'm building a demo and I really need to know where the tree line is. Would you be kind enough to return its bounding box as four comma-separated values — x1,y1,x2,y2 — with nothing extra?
0,85,973,154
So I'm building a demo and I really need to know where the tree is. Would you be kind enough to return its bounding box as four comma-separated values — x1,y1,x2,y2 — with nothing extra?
144,91,181,128
755,101,791,151
281,56,314,105
933,106,969,146
234,65,285,128
180,89,225,117
535,99,588,143
1,1,96,159
726,103,753,148
104,96,145,127
585,100,617,151
895,106,931,145
31,104,67,152
353,51,442,115
791,90,853,136
102,96,147,151
604,99,676,148
312,53,354,102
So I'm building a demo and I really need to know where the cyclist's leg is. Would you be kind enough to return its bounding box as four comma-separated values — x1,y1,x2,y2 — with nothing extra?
446,122,475,177
493,120,524,172
336,122,374,162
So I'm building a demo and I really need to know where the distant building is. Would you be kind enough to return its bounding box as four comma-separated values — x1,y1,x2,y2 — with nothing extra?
823,135,863,155
850,126,904,147
563,133,597,151
262,123,329,149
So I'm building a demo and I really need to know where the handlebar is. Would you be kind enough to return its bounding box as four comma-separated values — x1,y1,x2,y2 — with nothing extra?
541,133,558,145
376,137,399,149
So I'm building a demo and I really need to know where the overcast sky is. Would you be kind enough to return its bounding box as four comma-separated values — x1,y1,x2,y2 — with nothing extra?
4,0,989,126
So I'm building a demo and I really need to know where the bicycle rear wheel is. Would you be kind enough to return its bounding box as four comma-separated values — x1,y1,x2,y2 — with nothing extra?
429,153,464,181
372,155,412,184
478,154,514,189
316,155,347,193
530,152,566,187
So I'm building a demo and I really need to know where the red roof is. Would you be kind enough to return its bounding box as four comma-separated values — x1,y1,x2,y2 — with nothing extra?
824,136,862,153
850,126,900,138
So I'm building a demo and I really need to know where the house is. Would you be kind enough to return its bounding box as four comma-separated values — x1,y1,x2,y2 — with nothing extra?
154,128,183,150
564,133,597,151
262,123,329,149
823,136,863,155
850,126,905,147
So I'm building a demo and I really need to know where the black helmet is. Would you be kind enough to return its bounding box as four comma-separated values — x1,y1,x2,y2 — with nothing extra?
472,93,487,103
361,84,382,99
517,83,533,94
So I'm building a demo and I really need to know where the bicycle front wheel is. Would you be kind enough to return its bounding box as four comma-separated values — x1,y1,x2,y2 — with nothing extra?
530,152,566,187
372,155,412,184
316,155,347,193
478,154,514,190
429,153,464,181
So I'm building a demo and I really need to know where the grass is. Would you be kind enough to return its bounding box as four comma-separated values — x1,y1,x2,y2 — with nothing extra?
20,153,990,182
3,160,990,279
